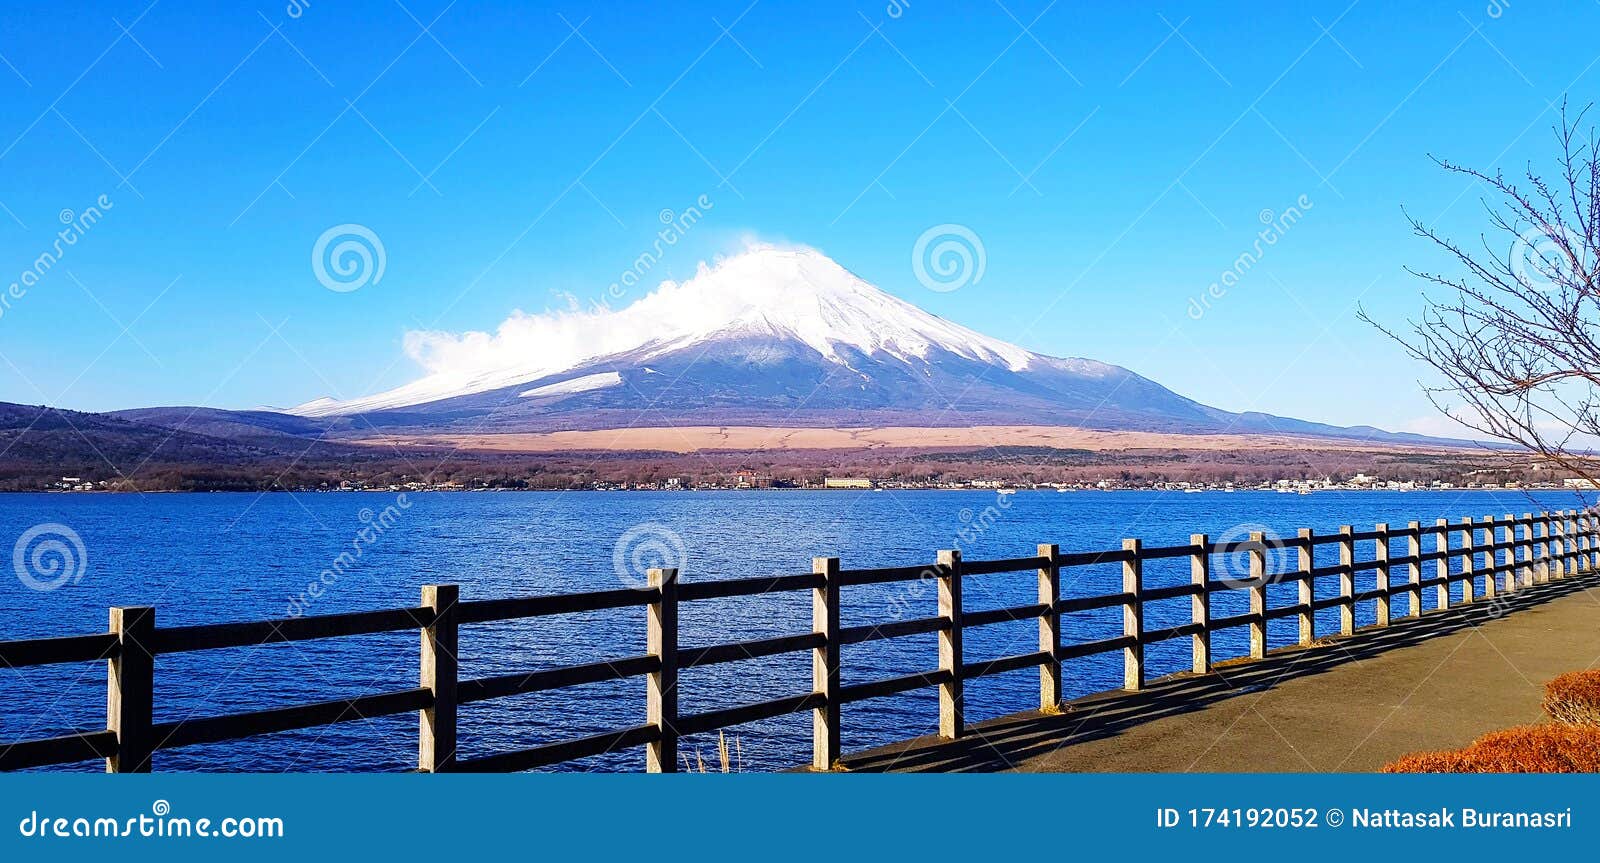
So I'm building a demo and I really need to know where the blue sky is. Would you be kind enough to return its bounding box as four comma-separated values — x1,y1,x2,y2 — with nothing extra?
0,0,1594,434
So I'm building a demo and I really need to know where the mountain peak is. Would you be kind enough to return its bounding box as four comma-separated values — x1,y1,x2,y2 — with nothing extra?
650,243,1037,370
292,243,1042,416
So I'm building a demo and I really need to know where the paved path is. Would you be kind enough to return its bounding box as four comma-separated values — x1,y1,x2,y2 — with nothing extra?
843,573,1600,772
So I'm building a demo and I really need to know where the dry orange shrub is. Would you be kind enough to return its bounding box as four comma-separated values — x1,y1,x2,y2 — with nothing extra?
1542,670,1600,726
1384,724,1600,773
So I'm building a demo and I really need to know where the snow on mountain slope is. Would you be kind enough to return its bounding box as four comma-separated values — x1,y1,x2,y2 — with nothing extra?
518,371,624,399
291,244,1076,417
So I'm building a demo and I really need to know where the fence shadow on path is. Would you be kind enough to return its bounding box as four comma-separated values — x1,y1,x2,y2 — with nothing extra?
842,572,1600,773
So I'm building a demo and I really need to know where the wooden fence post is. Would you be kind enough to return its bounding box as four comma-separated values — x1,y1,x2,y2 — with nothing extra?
1553,511,1564,579
1459,517,1475,604
1565,509,1575,576
1483,515,1499,599
936,549,963,739
1374,523,1391,627
811,557,840,771
1588,510,1598,573
646,567,679,772
1536,513,1550,584
1190,534,1210,672
1297,529,1314,646
1518,513,1532,589
1338,525,1355,636
1558,510,1568,577
1123,539,1144,690
1570,509,1580,574
107,606,154,773
1545,511,1555,582
1573,511,1583,575
1562,510,1575,578
1590,509,1598,572
1578,509,1587,573
1433,519,1449,612
1497,514,1512,594
1568,510,1581,575
1581,511,1593,574
1576,511,1586,575
1511,514,1522,592
419,584,459,773
1585,511,1596,573
1552,511,1564,580
1504,512,1516,595
1248,532,1267,659
1406,521,1422,617
1037,544,1061,711
1570,511,1581,575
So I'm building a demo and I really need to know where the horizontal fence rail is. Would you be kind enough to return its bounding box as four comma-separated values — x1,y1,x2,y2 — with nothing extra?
0,509,1595,773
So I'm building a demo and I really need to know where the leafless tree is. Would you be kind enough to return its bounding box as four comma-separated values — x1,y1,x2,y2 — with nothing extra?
1364,102,1600,486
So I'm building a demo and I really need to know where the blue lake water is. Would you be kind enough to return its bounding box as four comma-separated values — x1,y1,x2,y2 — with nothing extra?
0,488,1590,772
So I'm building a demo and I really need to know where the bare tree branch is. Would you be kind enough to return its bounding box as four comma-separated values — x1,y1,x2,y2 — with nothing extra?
1361,101,1600,489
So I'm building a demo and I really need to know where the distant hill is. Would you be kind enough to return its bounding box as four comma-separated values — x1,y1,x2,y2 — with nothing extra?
107,406,340,444
0,403,363,491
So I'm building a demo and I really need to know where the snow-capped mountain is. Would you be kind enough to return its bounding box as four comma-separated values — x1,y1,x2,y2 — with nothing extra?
281,244,1429,443
292,244,1052,417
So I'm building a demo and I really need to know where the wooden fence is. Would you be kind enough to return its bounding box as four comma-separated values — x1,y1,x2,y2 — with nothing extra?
0,508,1593,773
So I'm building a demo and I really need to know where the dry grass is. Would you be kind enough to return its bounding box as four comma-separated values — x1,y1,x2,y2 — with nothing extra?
1384,723,1600,773
356,425,1456,455
681,731,743,773
1542,670,1600,726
